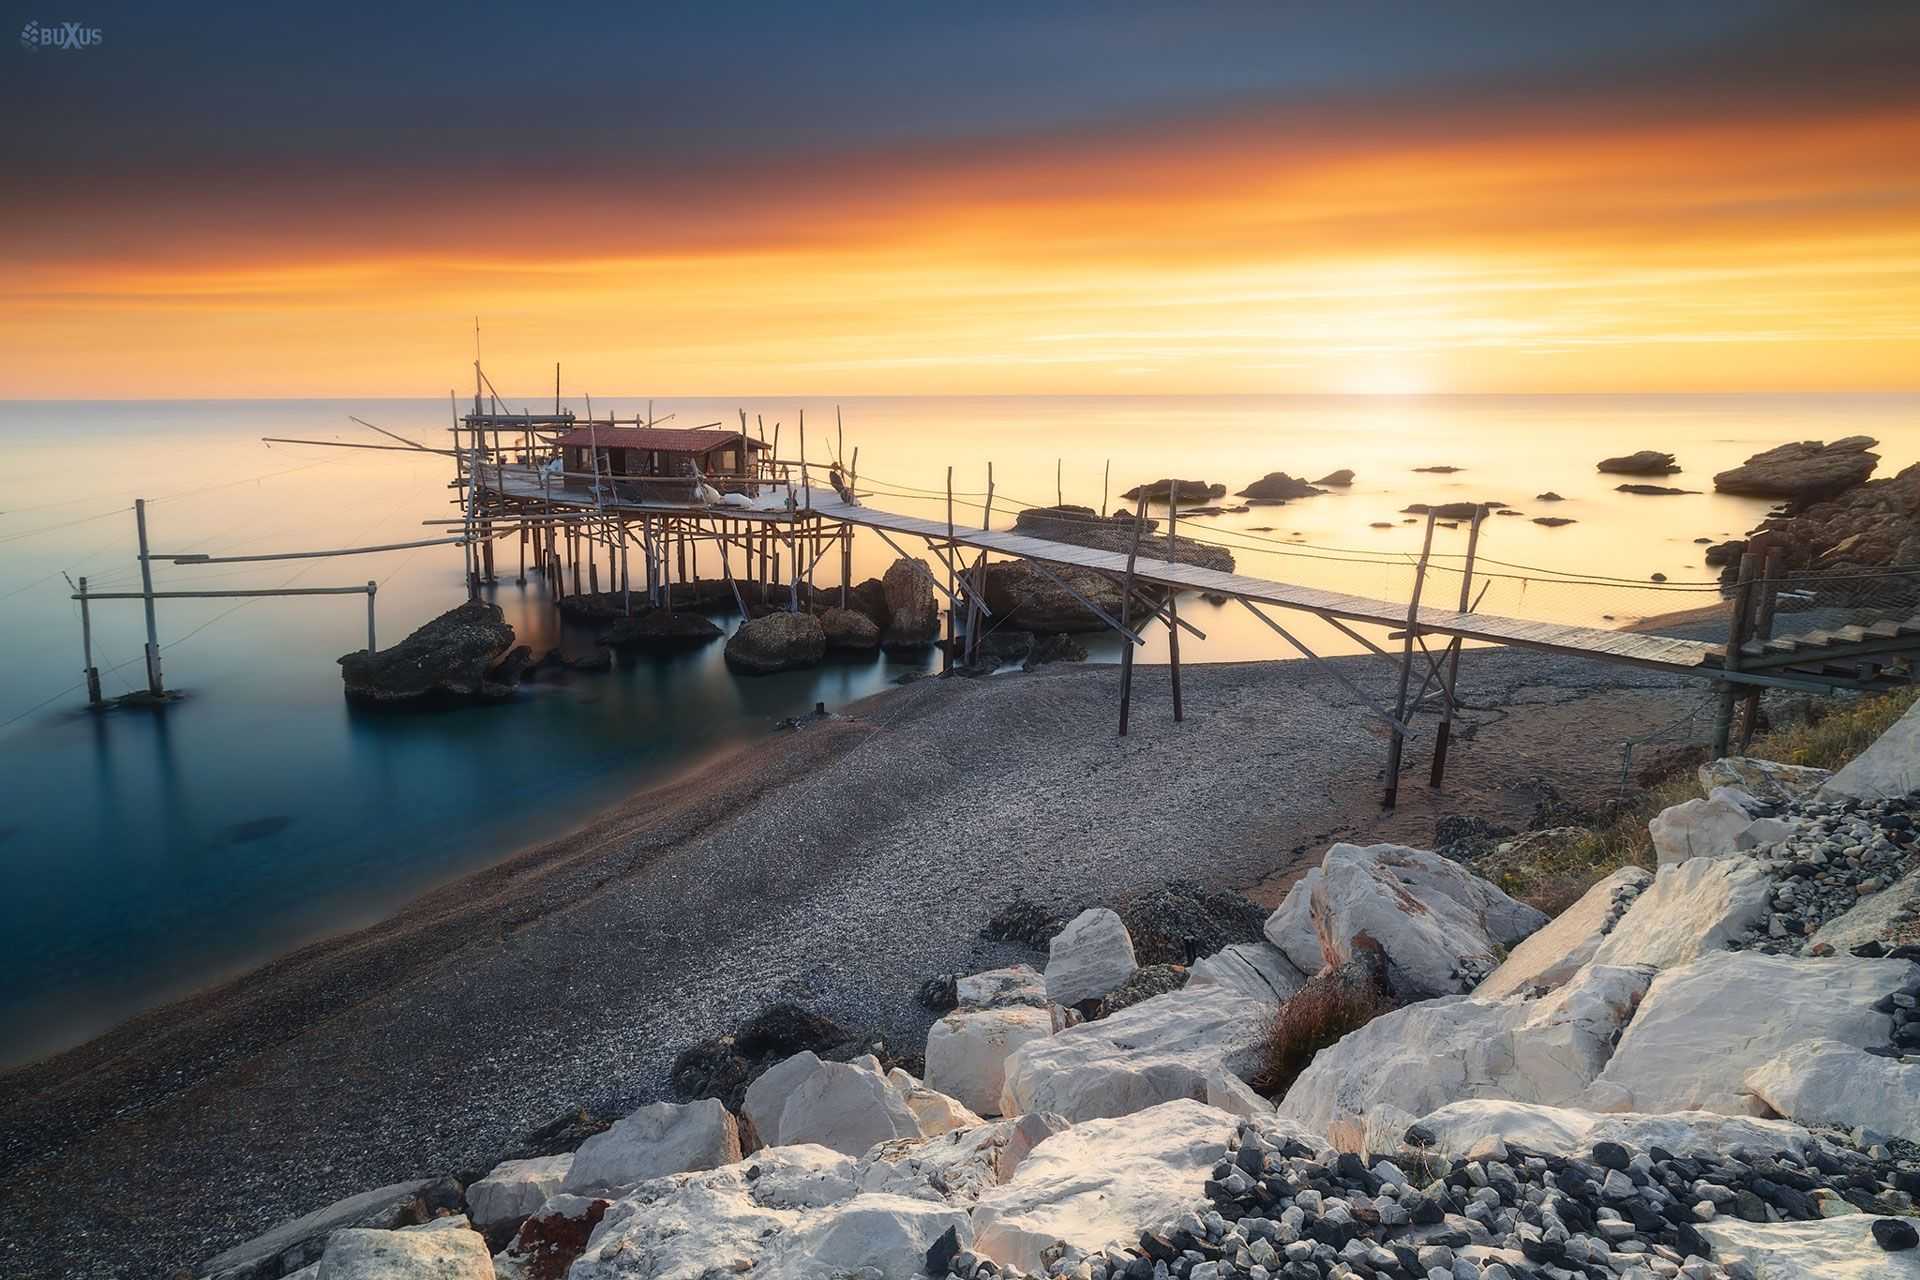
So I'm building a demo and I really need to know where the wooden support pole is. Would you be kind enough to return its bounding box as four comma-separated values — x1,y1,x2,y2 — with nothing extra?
1737,544,1785,753
366,581,378,651
517,521,527,585
1117,490,1150,736
1383,512,1438,807
1167,480,1183,723
1056,458,1063,509
134,498,163,695
78,576,102,705
1102,460,1110,516
1429,506,1484,787
840,525,852,608
944,466,956,673
1713,551,1762,757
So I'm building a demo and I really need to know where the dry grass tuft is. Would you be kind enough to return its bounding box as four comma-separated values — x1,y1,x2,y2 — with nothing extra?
1747,686,1919,772
1251,975,1393,1099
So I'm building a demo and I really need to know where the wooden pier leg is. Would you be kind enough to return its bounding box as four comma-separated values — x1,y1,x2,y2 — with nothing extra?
840,525,852,608
1167,481,1183,723
1116,492,1149,736
1429,506,1484,787
943,467,956,673
1383,513,1438,808
1737,544,1783,753
1713,551,1761,758
516,521,527,585
78,576,103,706
480,518,496,584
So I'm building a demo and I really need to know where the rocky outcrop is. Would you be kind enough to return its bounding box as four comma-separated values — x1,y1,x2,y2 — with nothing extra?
466,1153,571,1234
311,1226,492,1278
1235,473,1326,501
723,611,826,674
1122,479,1226,502
1701,1215,1920,1279
1313,469,1355,486
1590,854,1774,971
1586,951,1914,1115
201,1178,458,1280
602,609,723,650
1700,756,1833,806
775,1061,925,1156
983,559,1126,634
743,1051,825,1148
1746,1039,1920,1144
1751,459,1920,577
1012,505,1153,543
1826,695,1920,803
926,1006,1062,1118
818,605,880,650
561,1098,742,1194
1648,787,1774,865
880,558,939,650
1043,907,1138,1006
1475,865,1652,999
854,1112,1068,1206
1406,1097,1816,1160
1278,962,1653,1141
1263,842,1549,998
1597,450,1681,476
338,601,519,705
1186,941,1309,1004
1714,436,1879,501
969,1099,1237,1274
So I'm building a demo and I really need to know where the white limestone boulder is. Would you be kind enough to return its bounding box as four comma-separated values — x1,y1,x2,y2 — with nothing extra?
1701,1214,1920,1279
742,1050,823,1147
854,1113,1070,1206
1745,1039,1920,1144
956,964,1049,1010
1279,962,1652,1141
1204,1062,1273,1119
1810,865,1920,954
314,1227,493,1279
1588,951,1916,1115
1187,941,1309,1003
1263,843,1548,997
759,1193,971,1280
1823,695,1920,803
970,1099,1237,1274
999,983,1271,1122
884,1066,984,1136
926,1004,1060,1117
465,1154,572,1232
1476,865,1652,1000
1589,855,1774,971
1044,908,1138,1005
776,1060,923,1156
1407,1098,1815,1160
1648,790,1759,865
200,1178,447,1280
561,1098,742,1195
1700,756,1833,806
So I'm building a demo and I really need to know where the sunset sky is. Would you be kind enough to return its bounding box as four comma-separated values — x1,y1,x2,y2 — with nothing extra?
3,1,1918,397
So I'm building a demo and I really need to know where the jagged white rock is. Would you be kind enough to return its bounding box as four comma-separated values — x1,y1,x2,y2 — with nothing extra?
1590,855,1774,971
1263,843,1548,997
1648,790,1760,865
999,983,1272,1122
1279,962,1652,1140
885,1066,984,1136
926,1004,1061,1117
1699,756,1833,805
956,964,1050,1010
465,1154,572,1232
561,1098,742,1194
313,1227,492,1279
1810,865,1920,954
1701,1214,1920,1279
1745,1039,1920,1144
743,1050,823,1147
1823,695,1920,803
776,1060,924,1156
1476,865,1652,1000
1589,951,1916,1115
1406,1098,1815,1160
1204,1062,1273,1118
970,1099,1237,1274
200,1178,446,1280
1044,908,1138,1005
854,1113,1070,1205
1187,941,1308,1003
763,1192,971,1279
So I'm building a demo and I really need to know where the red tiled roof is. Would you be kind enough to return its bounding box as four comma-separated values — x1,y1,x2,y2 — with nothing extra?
552,426,766,453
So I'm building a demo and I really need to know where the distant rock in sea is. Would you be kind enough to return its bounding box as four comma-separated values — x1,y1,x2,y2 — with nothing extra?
1598,450,1681,476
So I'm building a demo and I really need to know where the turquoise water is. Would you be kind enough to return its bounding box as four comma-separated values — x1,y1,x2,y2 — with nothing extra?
1,394,1915,1062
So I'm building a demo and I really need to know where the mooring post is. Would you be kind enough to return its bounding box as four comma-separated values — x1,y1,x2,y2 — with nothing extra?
516,521,527,585
1167,479,1184,723
943,466,956,672
133,498,163,696
1116,491,1149,736
1713,551,1761,758
840,525,852,609
1383,512,1438,807
1429,505,1484,787
78,575,102,706
366,581,378,651
1737,543,1784,753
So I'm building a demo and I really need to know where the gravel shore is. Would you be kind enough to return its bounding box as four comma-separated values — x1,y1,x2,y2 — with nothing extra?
0,647,1709,1279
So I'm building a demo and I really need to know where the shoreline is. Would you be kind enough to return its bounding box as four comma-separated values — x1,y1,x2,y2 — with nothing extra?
0,648,1712,1279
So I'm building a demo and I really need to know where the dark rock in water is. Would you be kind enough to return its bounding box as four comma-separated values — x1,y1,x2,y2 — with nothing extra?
1024,632,1088,670
603,609,723,651
1704,539,1747,566
1122,478,1227,501
1535,491,1565,501
1616,483,1699,496
339,600,519,705
1313,469,1355,486
1015,504,1155,541
1403,501,1492,521
880,558,939,650
724,611,826,674
1598,450,1681,476
984,559,1125,634
818,606,880,651
1369,522,1394,529
1236,472,1327,500
1495,508,1524,516
1747,459,1920,576
1715,436,1879,500
1533,516,1576,527
483,645,535,698
1413,465,1462,473
1651,572,1667,582
843,577,892,631
1875,1216,1920,1250
1116,880,1268,966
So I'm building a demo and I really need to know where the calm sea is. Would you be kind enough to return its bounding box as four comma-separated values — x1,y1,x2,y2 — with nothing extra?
1,394,1914,1063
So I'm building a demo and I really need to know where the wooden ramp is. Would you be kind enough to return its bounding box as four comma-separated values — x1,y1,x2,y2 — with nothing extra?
807,496,1717,675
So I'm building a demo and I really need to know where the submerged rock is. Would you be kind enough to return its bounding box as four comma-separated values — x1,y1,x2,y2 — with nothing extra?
602,608,723,650
1615,482,1699,495
338,600,518,705
724,611,827,674
818,605,880,650
1715,436,1880,500
984,559,1125,634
